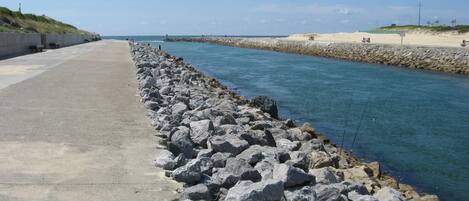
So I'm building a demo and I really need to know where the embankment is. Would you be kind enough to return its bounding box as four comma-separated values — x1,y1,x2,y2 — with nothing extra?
167,37,469,76
0,32,98,59
130,42,438,201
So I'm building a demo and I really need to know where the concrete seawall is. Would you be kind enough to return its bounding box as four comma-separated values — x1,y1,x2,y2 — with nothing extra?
0,32,96,59
168,37,469,76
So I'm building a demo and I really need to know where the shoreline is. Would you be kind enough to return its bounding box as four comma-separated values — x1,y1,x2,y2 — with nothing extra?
165,37,469,76
130,42,438,201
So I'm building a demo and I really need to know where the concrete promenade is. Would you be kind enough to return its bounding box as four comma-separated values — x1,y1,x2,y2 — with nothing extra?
0,40,181,201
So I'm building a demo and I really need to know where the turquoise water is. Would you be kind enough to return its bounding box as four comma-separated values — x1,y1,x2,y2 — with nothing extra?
106,36,469,201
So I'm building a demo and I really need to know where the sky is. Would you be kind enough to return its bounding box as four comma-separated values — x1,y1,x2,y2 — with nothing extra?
2,0,469,36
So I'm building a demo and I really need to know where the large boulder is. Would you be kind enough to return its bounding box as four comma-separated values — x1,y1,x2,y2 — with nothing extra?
309,151,339,169
212,158,261,188
254,158,278,180
236,145,265,166
180,184,211,201
143,101,159,110
276,138,301,151
211,152,232,168
273,164,315,188
155,149,176,170
189,120,214,147
168,126,195,158
285,151,310,171
240,130,276,147
309,167,340,185
251,96,279,119
171,158,202,184
225,180,285,201
208,135,249,156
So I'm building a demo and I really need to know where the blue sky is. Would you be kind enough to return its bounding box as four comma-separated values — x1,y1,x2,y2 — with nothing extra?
2,0,468,36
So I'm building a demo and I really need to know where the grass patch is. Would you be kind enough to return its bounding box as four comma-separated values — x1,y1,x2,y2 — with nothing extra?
0,6,88,34
378,25,469,34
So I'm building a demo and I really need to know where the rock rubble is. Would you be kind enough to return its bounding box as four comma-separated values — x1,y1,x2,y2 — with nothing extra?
167,37,469,76
130,42,438,201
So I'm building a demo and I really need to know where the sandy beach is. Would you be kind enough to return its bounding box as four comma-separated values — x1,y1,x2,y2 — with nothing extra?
286,31,469,48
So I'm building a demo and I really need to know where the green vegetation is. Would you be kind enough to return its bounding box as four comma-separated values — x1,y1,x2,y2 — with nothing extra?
0,6,88,34
378,25,469,34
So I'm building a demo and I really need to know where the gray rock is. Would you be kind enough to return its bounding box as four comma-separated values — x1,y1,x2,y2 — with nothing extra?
284,186,317,201
212,158,261,188
215,100,237,112
168,126,195,158
276,139,301,151
309,167,339,184
208,135,249,156
155,150,176,170
225,179,284,201
342,181,367,195
348,191,377,201
273,164,315,188
267,128,292,140
211,152,232,168
299,140,324,153
159,86,172,95
236,145,264,165
172,159,202,184
240,130,276,147
254,158,278,180
171,102,188,116
373,187,405,201
314,184,348,201
190,120,214,147
214,113,237,125
237,117,251,125
143,101,159,110
198,157,214,175
288,128,312,141
140,76,156,89
200,175,221,197
196,149,213,159
250,121,274,130
180,184,211,201
285,119,296,128
309,151,339,169
251,96,279,119
285,151,310,171
174,153,189,168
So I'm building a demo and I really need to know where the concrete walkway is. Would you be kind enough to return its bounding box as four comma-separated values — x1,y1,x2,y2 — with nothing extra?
0,40,181,201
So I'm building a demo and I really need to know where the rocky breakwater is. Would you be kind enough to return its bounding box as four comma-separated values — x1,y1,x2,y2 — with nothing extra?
167,37,469,76
129,42,438,201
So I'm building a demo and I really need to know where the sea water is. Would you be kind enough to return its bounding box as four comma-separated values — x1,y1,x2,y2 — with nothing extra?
105,36,469,201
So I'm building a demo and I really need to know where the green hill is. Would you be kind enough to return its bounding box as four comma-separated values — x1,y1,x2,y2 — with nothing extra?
0,6,88,34
377,25,469,34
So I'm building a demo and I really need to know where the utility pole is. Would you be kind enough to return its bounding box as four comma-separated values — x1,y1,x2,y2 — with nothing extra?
418,1,422,26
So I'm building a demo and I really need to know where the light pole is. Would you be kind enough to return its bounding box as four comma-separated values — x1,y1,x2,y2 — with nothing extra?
418,1,422,26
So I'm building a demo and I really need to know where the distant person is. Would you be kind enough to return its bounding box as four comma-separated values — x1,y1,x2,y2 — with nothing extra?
158,45,162,50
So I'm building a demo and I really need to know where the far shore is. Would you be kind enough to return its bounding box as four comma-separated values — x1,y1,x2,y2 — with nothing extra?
285,31,469,48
